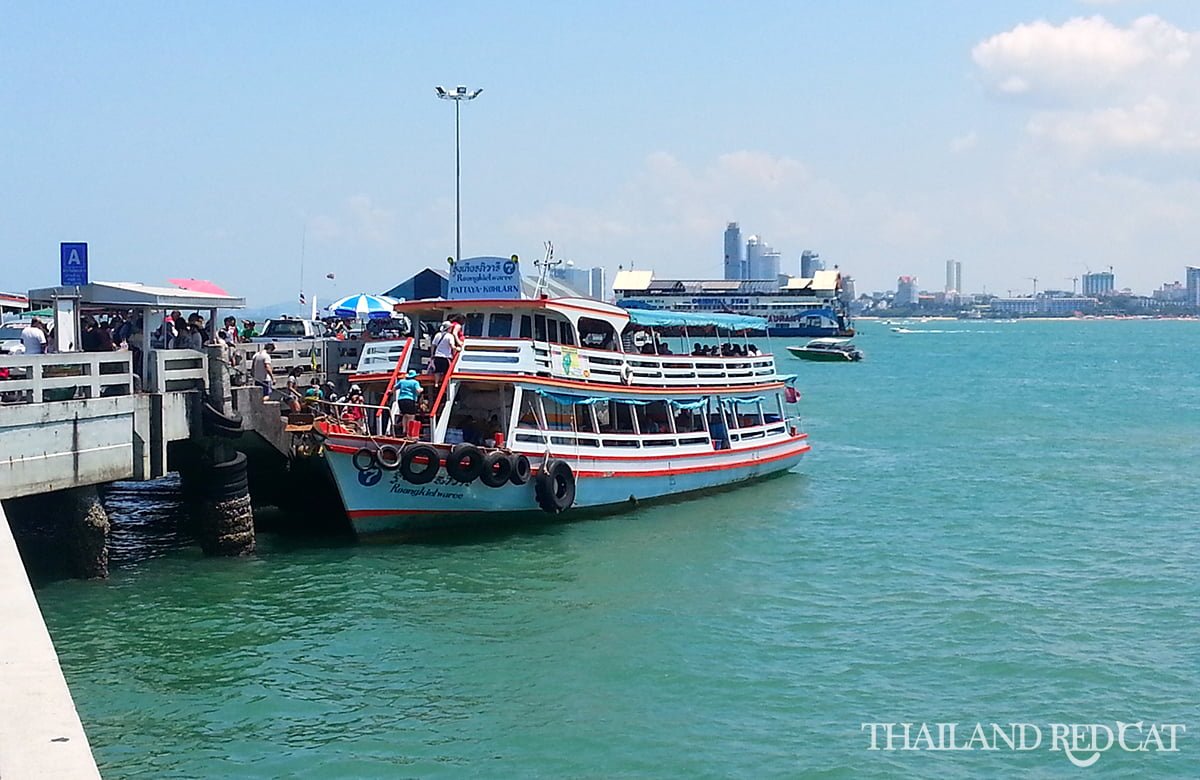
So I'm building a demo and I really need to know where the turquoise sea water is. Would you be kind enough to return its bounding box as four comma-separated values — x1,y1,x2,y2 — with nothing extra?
33,320,1200,778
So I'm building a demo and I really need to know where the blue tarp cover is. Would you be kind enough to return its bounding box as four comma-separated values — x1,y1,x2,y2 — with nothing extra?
622,308,769,331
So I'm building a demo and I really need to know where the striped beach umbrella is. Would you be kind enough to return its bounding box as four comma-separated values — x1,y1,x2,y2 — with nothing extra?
329,293,397,320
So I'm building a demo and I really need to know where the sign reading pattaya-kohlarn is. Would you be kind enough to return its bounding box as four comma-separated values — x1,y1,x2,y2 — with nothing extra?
447,256,521,300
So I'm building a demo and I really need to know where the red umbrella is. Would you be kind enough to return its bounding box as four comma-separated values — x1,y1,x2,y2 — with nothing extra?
168,278,231,297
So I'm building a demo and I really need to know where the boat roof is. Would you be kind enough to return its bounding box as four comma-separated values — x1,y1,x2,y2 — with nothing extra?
394,296,771,330
803,337,853,345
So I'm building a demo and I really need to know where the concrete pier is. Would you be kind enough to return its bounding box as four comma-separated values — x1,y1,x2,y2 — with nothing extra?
0,502,102,779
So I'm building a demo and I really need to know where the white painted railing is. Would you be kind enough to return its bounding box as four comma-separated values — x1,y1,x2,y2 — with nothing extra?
147,349,207,393
0,352,133,403
451,338,779,388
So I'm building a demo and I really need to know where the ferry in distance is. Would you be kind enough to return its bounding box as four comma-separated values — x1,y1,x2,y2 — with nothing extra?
612,268,853,338
314,270,811,536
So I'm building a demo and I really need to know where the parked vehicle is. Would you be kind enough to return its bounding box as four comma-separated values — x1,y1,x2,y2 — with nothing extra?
249,317,329,341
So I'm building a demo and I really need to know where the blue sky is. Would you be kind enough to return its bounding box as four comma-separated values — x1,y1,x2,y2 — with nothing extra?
5,1,1200,305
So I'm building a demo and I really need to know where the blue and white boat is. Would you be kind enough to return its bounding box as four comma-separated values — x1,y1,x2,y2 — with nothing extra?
612,268,854,338
317,296,811,536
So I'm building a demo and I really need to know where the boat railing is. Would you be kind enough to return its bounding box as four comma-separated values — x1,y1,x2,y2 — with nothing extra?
510,424,714,451
455,337,780,388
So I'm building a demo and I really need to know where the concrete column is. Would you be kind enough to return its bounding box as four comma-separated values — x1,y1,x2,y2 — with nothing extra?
198,451,254,556
64,486,109,580
205,343,232,415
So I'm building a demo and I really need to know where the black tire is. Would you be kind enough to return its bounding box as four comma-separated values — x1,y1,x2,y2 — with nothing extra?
212,452,247,472
351,448,377,471
509,453,532,485
376,443,402,470
534,459,576,514
400,443,440,485
202,401,244,439
444,443,484,483
478,451,512,488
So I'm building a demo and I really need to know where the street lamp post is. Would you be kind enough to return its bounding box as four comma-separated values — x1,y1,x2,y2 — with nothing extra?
435,85,483,264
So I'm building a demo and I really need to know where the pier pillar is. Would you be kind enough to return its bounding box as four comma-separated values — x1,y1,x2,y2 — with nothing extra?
198,450,255,556
205,343,233,415
65,486,109,580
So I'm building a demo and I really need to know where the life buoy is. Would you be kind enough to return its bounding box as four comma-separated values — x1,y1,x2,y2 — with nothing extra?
399,443,440,484
534,459,576,514
444,443,484,483
376,443,403,470
509,453,532,485
351,448,377,472
478,451,512,488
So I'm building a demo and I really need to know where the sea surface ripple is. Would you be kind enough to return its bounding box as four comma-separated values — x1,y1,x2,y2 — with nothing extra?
34,320,1200,778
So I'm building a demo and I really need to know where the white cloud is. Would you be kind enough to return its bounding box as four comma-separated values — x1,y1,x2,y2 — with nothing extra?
973,15,1200,155
309,195,397,245
950,132,979,153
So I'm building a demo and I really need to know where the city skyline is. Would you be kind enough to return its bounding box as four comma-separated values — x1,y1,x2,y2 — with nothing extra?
7,4,1200,304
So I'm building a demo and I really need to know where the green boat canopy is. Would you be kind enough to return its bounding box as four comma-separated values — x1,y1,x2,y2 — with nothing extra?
622,308,769,331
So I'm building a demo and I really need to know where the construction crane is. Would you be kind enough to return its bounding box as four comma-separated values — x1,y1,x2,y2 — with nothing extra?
1066,276,1079,295
1027,276,1039,296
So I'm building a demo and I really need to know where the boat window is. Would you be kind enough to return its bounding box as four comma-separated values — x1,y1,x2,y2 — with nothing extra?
635,401,673,434
487,313,513,338
597,400,636,434
541,396,574,431
547,319,559,344
560,320,576,346
463,313,485,338
519,315,532,339
516,392,542,429
534,314,547,342
673,406,707,433
575,405,595,432
577,317,616,351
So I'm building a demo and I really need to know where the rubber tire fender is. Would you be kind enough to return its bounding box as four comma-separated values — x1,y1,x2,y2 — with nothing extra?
478,451,513,488
352,448,378,472
444,443,484,484
508,453,532,485
534,458,576,514
399,443,440,485
376,443,403,470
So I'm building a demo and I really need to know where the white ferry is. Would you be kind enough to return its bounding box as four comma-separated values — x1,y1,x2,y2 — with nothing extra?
316,296,811,535
612,268,854,338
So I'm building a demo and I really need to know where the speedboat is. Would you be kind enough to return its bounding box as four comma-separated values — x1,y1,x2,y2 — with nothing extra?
786,338,863,362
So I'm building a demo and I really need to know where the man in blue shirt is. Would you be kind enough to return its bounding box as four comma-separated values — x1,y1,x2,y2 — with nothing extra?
391,369,424,437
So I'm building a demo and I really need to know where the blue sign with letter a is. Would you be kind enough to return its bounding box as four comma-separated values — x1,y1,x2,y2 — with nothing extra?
60,242,88,286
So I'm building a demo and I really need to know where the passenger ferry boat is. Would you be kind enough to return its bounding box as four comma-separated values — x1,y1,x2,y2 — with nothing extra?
316,296,811,535
612,268,854,338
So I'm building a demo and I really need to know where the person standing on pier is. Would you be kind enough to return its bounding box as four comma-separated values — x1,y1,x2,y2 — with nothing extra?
20,317,46,354
252,343,275,398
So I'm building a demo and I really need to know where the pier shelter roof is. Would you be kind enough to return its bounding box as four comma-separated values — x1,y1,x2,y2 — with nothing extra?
28,281,245,310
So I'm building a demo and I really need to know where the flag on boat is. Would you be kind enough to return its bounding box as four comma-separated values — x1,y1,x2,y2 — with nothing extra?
299,292,306,305
329,293,397,320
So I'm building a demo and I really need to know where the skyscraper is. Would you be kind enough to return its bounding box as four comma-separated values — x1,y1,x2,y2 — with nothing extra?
1082,271,1115,297
945,259,962,294
746,236,780,279
800,250,823,279
896,275,919,306
723,223,744,280
1187,266,1200,306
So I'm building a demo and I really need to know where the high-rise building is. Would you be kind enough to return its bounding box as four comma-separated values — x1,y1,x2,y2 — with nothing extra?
1082,271,1115,297
723,223,744,280
746,236,780,279
1187,266,1200,306
800,250,823,278
550,261,607,299
945,259,962,294
896,275,919,306
841,275,856,303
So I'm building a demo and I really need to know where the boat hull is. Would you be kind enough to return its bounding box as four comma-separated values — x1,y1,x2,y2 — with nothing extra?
323,435,810,535
786,347,859,362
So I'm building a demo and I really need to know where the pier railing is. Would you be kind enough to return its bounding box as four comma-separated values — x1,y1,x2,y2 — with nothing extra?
146,349,207,393
0,352,133,403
